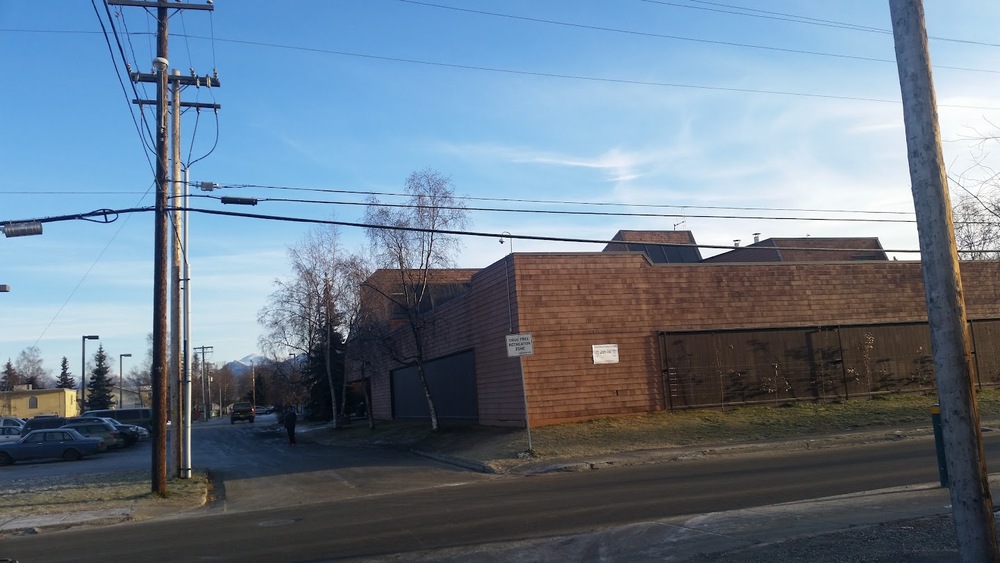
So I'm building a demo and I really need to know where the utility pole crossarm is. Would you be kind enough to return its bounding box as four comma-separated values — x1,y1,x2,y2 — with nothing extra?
133,99,222,110
131,73,221,88
108,0,213,11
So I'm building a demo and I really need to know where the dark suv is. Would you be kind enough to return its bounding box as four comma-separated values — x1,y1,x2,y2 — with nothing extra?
230,402,255,424
20,416,68,436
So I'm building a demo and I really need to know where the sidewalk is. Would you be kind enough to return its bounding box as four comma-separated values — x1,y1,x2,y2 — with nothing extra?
0,508,132,535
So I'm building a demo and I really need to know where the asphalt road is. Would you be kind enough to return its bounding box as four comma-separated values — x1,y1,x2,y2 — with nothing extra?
5,425,1000,561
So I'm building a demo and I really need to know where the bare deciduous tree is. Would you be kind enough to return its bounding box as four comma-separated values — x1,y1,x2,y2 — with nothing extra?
258,226,350,424
15,346,53,389
341,252,376,428
953,194,1000,260
363,169,468,431
126,334,154,407
950,120,1000,259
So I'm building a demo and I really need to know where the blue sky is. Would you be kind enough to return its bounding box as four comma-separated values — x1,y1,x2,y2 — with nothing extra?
2,1,1000,378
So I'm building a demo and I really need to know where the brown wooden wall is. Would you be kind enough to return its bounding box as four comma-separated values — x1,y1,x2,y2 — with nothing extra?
351,253,1000,428
351,257,526,426
513,254,1000,426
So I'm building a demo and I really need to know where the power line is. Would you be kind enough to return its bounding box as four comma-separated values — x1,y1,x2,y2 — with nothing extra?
678,0,1000,48
0,184,918,218
196,181,918,217
642,0,887,34
644,0,1000,48
6,203,998,255
90,0,155,171
181,206,928,254
6,28,1000,107
685,0,885,33
397,0,1000,75
178,37,1000,111
189,193,920,224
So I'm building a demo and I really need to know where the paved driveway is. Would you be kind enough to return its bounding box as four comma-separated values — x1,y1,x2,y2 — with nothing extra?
194,417,496,513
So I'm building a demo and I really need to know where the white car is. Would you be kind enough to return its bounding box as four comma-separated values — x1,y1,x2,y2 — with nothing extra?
0,416,25,430
0,426,22,442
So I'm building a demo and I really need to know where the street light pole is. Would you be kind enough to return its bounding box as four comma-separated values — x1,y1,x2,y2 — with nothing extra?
119,353,132,408
81,335,99,411
250,360,256,408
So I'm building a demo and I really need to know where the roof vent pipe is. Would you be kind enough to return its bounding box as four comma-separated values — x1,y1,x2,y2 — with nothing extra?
733,239,740,247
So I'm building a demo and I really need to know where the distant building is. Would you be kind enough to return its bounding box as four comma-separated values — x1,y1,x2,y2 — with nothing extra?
703,236,888,262
111,385,146,409
602,229,703,263
0,388,79,419
345,230,1000,428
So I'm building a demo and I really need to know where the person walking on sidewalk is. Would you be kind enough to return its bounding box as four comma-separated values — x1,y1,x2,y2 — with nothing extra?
283,405,297,445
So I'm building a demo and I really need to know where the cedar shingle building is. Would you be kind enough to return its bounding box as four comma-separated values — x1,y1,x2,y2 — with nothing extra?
346,231,1000,428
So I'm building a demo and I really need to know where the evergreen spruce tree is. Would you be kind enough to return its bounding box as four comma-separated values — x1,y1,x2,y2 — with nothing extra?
55,356,76,389
85,345,115,410
1,360,19,390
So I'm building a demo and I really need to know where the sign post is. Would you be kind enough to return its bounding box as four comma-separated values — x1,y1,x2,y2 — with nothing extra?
506,334,534,452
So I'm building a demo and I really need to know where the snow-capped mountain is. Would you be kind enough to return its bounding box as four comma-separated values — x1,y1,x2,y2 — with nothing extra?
223,354,269,377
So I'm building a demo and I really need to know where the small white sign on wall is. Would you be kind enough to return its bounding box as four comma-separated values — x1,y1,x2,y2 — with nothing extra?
506,333,534,357
592,344,619,364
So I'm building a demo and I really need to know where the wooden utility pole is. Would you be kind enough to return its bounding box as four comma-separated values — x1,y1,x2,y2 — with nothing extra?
888,1,999,561
195,345,214,420
111,0,218,496
152,3,170,497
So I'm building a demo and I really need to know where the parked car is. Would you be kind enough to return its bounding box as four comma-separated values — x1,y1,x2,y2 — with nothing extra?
230,402,255,424
69,416,144,447
0,426,22,443
124,423,149,440
61,420,125,449
19,416,68,436
110,422,146,446
0,416,25,429
82,407,153,430
0,428,104,465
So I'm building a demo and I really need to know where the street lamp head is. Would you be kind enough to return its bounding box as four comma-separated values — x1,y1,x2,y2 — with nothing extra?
3,221,43,238
121,353,132,358
0,284,9,293
84,335,99,340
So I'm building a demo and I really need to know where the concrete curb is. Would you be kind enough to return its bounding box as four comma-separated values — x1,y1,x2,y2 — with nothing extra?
410,449,498,473
0,507,132,535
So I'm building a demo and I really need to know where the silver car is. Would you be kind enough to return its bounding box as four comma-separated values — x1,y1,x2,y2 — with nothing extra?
0,426,21,443
61,420,125,449
0,416,25,430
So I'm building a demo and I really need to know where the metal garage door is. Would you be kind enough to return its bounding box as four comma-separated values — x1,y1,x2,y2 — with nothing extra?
391,350,478,422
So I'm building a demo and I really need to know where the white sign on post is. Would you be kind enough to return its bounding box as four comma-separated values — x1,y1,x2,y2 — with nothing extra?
592,344,619,364
506,333,534,357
